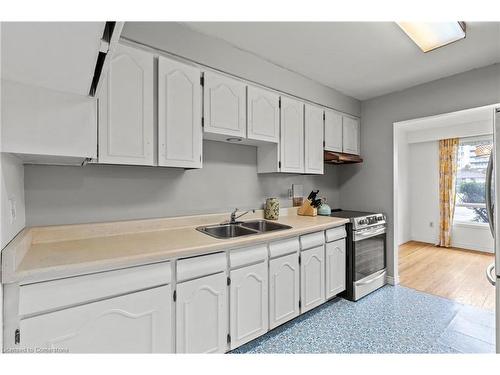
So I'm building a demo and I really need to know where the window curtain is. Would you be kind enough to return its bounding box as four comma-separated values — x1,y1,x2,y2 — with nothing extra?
439,138,459,247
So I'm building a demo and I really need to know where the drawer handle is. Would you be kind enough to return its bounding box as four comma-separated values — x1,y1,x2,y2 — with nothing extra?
356,270,386,285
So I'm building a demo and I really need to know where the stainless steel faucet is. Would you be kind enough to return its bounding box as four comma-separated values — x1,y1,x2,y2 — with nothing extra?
228,208,256,224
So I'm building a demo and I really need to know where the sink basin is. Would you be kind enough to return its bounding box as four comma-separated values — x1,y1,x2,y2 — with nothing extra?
240,220,292,232
196,224,259,239
196,220,292,239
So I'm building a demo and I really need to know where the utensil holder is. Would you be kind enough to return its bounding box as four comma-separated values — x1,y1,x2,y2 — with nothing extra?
297,199,317,217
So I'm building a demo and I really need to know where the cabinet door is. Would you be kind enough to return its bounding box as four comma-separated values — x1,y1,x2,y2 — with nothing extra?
342,116,360,155
203,71,246,138
304,104,324,174
300,246,325,313
19,285,172,353
158,56,202,168
1,81,97,162
176,272,228,353
230,262,268,349
247,86,279,143
269,253,300,329
280,97,304,173
98,44,154,165
324,110,343,152
326,239,346,299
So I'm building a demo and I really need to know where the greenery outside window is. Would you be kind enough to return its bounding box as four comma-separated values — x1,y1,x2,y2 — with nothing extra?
454,135,493,225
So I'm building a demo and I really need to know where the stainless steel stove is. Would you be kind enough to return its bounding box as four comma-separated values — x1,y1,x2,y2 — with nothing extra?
330,209,387,301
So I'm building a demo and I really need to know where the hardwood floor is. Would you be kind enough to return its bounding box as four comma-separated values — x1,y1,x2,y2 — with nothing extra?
399,241,496,310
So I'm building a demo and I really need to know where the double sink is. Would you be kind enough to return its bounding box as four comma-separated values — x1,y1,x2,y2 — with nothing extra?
196,220,292,239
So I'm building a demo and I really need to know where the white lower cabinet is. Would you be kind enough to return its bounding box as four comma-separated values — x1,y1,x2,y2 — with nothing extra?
326,238,347,299
300,246,326,313
19,285,172,353
176,272,228,353
269,252,300,329
10,227,348,354
230,262,268,349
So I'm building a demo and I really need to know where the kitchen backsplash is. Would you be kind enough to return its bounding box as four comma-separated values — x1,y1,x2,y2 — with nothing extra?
24,140,341,226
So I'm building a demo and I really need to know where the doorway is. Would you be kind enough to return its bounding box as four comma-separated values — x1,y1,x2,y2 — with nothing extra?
393,104,499,352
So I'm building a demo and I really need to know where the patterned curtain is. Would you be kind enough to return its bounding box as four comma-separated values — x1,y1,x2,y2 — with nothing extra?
439,138,459,247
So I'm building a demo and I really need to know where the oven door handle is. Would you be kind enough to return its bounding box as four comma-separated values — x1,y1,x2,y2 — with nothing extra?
355,269,387,285
353,227,386,241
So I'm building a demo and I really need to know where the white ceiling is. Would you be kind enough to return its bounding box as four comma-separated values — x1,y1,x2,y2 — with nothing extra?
183,22,500,100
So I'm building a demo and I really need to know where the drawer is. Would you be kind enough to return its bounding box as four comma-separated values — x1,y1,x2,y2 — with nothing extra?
325,226,347,242
300,231,325,250
176,252,226,282
269,237,300,259
19,261,172,317
230,244,268,269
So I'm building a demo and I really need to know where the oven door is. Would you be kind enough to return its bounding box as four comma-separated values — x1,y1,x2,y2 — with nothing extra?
352,225,386,300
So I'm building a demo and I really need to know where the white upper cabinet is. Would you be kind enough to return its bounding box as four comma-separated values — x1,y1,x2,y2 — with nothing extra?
324,110,343,152
19,286,172,353
158,56,202,168
304,104,324,174
342,116,360,155
203,71,246,138
247,86,280,143
1,80,97,165
280,97,305,173
98,44,154,166
176,272,228,353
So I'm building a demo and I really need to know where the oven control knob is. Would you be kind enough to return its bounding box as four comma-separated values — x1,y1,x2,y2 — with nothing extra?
359,219,366,225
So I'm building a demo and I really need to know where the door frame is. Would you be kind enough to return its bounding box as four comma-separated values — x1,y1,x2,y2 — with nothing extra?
392,103,500,285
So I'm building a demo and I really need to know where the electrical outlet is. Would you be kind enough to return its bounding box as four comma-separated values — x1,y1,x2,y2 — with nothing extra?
9,197,16,224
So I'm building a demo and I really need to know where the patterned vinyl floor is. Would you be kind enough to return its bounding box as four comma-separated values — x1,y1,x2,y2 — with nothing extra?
232,285,496,354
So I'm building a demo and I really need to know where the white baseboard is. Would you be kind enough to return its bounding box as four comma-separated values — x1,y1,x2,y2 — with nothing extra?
408,237,493,254
450,241,494,254
410,236,438,245
386,275,399,285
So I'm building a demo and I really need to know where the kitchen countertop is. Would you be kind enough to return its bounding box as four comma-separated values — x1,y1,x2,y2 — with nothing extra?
1,209,348,285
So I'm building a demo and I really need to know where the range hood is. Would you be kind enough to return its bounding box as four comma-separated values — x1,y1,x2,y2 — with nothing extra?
324,151,363,164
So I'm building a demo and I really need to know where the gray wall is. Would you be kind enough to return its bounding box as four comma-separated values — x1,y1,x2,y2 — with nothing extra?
122,22,360,117
25,141,340,226
21,22,360,227
338,63,500,279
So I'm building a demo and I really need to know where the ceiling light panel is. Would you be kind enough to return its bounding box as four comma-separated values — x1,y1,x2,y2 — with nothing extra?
397,22,466,52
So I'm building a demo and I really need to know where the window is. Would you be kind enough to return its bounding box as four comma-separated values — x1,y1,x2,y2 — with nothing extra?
454,135,493,225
